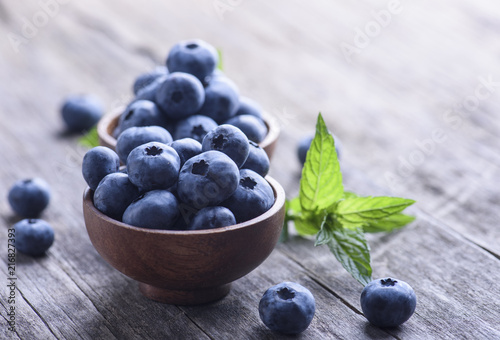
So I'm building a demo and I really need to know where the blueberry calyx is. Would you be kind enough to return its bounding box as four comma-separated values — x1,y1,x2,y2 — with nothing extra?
192,160,209,176
277,287,295,300
28,219,37,224
145,145,163,156
240,176,257,190
381,278,397,286
212,134,227,149
191,125,206,138
171,91,183,103
186,43,198,49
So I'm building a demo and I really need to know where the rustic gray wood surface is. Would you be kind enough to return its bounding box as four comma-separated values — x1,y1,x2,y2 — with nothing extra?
1,1,499,339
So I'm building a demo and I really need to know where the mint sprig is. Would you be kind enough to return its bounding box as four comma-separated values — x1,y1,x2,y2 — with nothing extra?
284,113,415,286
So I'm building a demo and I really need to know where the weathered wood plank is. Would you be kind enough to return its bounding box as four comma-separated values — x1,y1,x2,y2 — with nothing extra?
1,0,500,339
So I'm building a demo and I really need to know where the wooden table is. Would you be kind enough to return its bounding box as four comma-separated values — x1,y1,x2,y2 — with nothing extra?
1,1,499,339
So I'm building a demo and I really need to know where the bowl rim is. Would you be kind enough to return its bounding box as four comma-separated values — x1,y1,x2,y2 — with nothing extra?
83,175,286,236
97,105,280,151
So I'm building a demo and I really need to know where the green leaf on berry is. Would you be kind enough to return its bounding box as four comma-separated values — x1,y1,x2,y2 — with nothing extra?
299,113,343,212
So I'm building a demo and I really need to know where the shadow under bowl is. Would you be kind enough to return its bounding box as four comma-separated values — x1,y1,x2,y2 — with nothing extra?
82,176,285,305
97,107,280,159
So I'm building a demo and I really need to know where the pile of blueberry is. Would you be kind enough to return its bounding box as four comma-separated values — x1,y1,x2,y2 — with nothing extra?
81,39,276,230
83,123,273,230
113,39,268,148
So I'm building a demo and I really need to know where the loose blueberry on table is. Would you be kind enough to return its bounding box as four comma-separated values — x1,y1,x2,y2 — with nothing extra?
360,277,417,328
259,282,316,335
14,219,55,256
61,94,104,132
8,178,51,217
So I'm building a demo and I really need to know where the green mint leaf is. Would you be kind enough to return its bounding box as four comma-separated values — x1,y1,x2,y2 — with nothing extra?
300,113,343,212
315,214,336,246
343,191,359,199
78,127,100,148
283,197,322,236
336,196,415,226
363,213,415,233
326,220,372,286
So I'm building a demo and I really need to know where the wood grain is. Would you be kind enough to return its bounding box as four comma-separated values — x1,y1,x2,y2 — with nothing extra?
1,0,499,339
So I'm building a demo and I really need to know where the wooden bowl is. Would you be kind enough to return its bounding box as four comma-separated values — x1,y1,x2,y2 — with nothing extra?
97,107,280,159
82,176,285,305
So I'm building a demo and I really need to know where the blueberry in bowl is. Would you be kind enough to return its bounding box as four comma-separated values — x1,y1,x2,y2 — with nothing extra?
82,174,285,305
98,106,280,160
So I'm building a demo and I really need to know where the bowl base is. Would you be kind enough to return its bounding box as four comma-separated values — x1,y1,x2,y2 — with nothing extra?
139,283,232,305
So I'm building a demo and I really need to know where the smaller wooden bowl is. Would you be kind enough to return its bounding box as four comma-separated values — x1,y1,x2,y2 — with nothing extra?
97,107,280,159
82,176,285,305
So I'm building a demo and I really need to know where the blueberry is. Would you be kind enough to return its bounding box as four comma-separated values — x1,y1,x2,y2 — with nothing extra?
166,39,218,82
173,115,218,143
116,125,173,164
259,282,316,335
297,134,342,165
82,146,120,190
187,206,236,230
225,114,267,143
8,178,51,217
134,74,168,102
117,100,168,135
360,277,417,328
222,169,274,223
177,150,239,209
155,72,205,120
168,138,202,167
123,190,179,230
61,94,104,131
133,66,168,95
14,219,55,256
126,142,180,192
93,172,140,221
201,124,249,168
235,96,263,119
241,141,270,177
197,77,239,123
